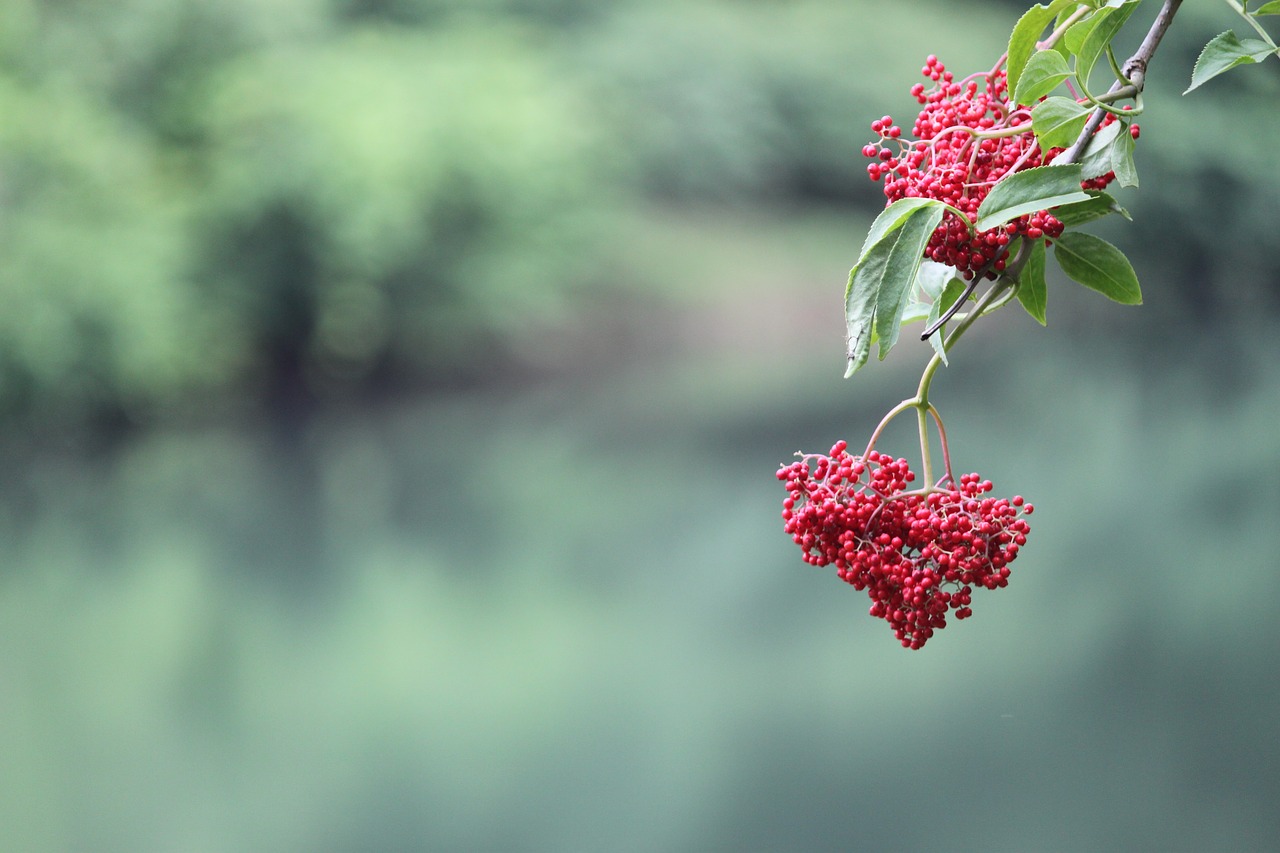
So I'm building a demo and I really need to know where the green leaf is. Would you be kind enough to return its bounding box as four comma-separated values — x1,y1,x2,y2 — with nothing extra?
1052,231,1142,304
1077,1,1140,87
1014,50,1074,104
853,197,940,268
914,260,959,300
1110,125,1138,187
1007,0,1078,96
844,263,878,376
874,206,946,359
924,279,968,364
897,301,932,329
1017,240,1048,325
1031,96,1091,149
1053,117,1123,180
1063,9,1100,56
844,204,945,375
1185,31,1278,94
1254,1,1280,14
974,164,1091,232
1052,190,1131,226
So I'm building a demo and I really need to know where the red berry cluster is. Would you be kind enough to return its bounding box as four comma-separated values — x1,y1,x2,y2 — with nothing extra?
862,55,1128,279
776,440,1032,649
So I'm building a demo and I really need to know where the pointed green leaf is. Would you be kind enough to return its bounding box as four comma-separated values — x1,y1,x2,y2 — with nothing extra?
1184,31,1278,94
1014,50,1074,104
1017,240,1048,325
1007,0,1078,95
1253,1,1280,14
1110,125,1138,187
1064,9,1102,56
874,205,946,358
1052,190,1131,226
974,164,1091,232
925,279,968,364
853,197,940,268
845,204,945,375
1077,1,1139,86
1053,231,1141,304
1031,97,1091,149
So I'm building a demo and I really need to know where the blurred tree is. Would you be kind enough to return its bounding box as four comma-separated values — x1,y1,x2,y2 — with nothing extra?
0,0,1274,430
0,2,624,425
0,77,229,427
194,25,622,399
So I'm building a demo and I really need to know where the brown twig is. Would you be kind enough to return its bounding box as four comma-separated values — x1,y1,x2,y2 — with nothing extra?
1062,0,1184,163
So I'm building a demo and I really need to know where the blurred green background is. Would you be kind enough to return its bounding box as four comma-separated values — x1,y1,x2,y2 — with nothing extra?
2,0,1279,849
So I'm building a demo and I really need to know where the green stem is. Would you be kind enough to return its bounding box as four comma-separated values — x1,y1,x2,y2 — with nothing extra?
863,399,917,460
1074,77,1144,116
1225,0,1278,46
1106,45,1130,85
1039,5,1092,50
917,405,934,490
927,405,956,485
917,276,1015,407
1092,84,1140,104
863,273,1015,490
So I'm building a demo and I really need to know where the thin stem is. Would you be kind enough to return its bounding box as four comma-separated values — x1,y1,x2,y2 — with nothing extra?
917,276,1015,406
1039,5,1092,51
863,276,1007,473
1225,0,1277,47
1075,76,1144,116
1106,45,1129,84
863,276,1014,495
917,405,934,490
1092,84,1140,104
863,399,917,459
927,404,955,485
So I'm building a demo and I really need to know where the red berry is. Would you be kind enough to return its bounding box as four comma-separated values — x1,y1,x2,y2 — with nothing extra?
863,55,1138,275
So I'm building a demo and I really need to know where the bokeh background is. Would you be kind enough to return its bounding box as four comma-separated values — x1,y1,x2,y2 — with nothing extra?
2,0,1279,849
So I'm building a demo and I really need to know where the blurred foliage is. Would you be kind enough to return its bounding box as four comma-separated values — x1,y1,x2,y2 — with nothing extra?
1,0,625,426
0,0,1275,428
195,26,617,389
0,0,1010,427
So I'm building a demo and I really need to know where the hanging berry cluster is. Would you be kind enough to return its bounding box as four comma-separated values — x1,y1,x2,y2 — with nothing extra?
777,442,1032,650
861,55,1132,280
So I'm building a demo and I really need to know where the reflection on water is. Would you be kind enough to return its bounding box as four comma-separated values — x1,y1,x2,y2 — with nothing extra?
3,329,1280,851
